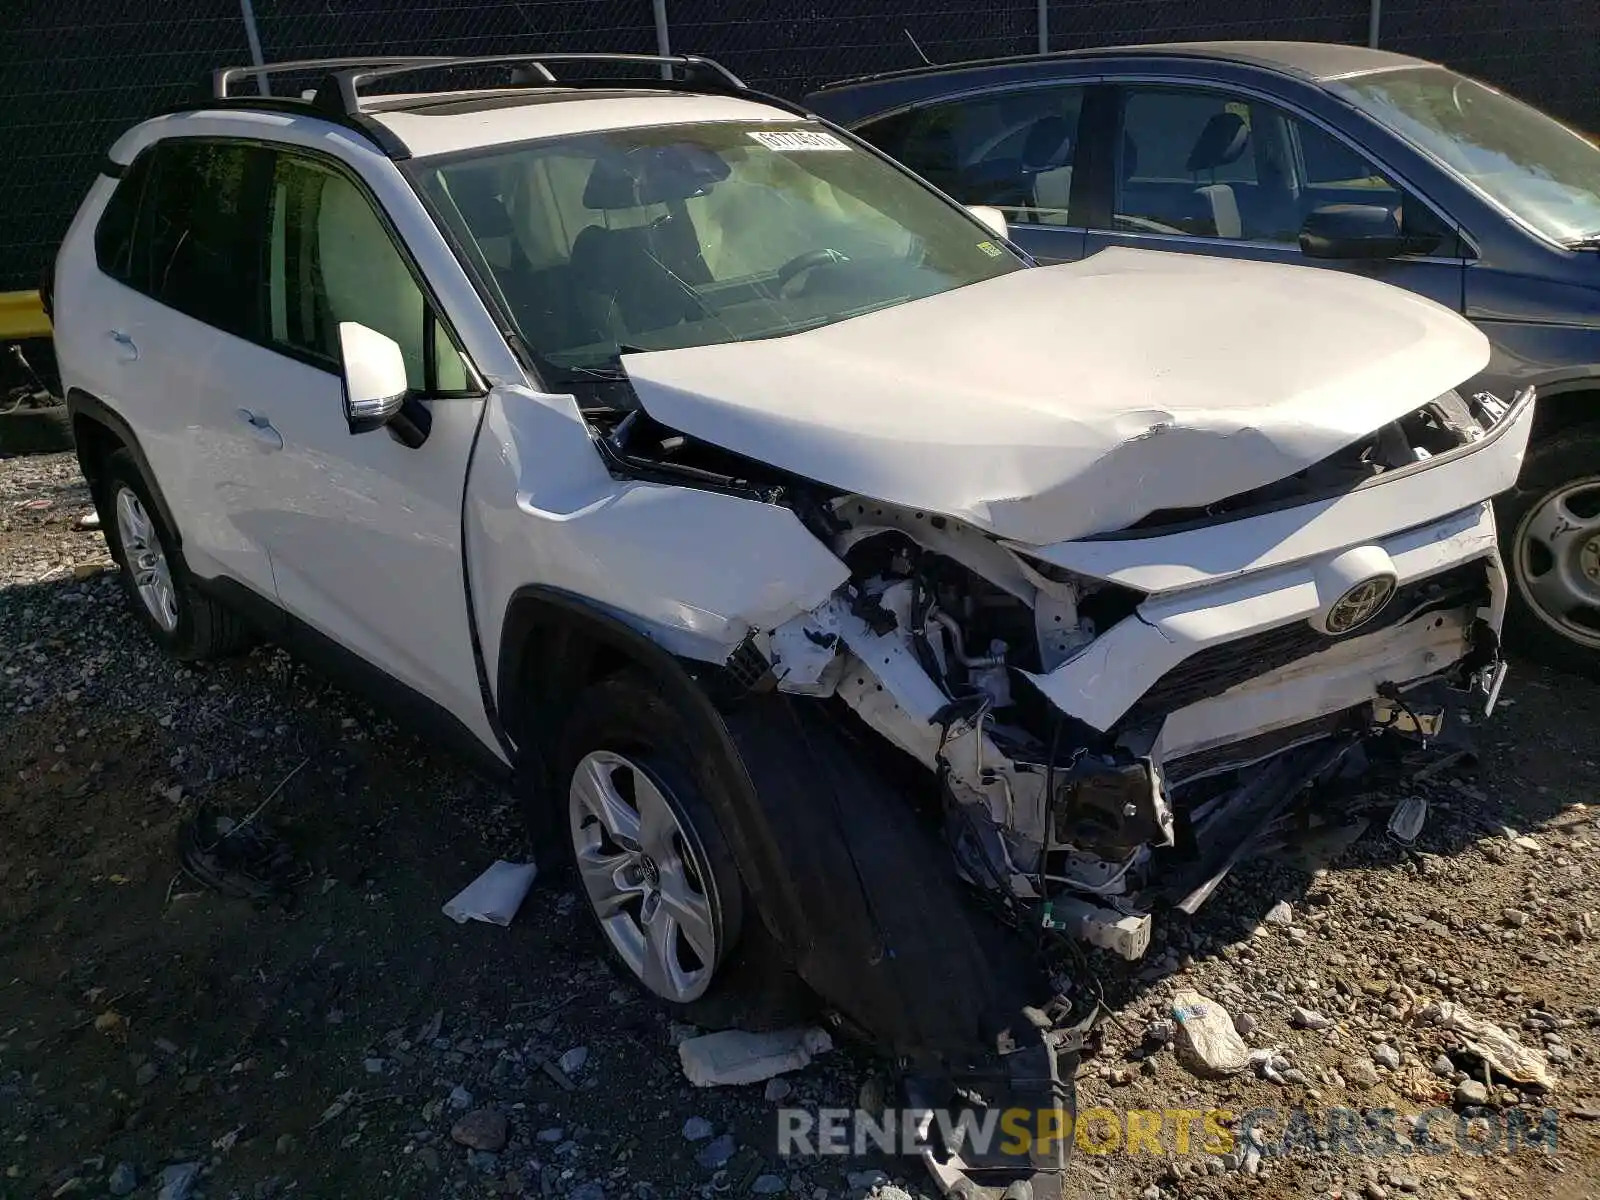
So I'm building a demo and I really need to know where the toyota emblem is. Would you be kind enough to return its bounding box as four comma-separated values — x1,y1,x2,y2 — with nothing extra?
1325,576,1396,634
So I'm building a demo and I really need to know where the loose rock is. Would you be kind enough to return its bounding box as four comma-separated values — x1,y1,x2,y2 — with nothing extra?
451,1108,509,1152
107,1164,137,1197
1291,1006,1333,1030
695,1132,736,1170
155,1163,201,1200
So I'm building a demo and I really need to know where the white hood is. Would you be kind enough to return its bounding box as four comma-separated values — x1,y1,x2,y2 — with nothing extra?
623,248,1491,545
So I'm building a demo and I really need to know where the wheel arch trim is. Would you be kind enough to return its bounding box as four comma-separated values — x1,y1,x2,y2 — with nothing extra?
64,389,181,544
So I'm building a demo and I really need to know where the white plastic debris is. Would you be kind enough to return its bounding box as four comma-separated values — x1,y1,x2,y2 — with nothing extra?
678,1027,833,1087
442,861,538,926
1388,795,1429,845
1416,1000,1555,1089
1171,989,1251,1078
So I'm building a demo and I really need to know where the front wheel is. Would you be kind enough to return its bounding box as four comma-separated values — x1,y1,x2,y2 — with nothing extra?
557,672,808,1029
1497,425,1600,678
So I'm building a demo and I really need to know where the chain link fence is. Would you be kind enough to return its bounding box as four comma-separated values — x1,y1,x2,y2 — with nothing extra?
3,0,1596,290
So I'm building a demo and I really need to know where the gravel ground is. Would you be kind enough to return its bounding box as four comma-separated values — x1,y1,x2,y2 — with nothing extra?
2,450,1598,1200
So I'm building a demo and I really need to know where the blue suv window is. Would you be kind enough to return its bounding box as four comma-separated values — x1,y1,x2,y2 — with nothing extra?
856,86,1086,227
1111,85,1450,252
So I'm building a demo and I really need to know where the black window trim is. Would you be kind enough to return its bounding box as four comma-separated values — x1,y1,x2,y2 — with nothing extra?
1092,73,1473,264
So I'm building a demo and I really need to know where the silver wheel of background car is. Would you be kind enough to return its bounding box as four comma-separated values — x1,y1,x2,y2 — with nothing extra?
568,750,721,1004
1512,475,1600,651
114,485,179,633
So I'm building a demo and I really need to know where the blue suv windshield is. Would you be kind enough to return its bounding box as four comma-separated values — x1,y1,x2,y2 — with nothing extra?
1334,66,1600,247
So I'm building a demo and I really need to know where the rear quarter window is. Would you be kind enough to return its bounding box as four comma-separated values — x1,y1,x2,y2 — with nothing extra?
94,153,153,283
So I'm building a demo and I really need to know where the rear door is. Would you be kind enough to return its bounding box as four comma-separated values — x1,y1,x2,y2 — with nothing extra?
1081,81,1466,311
87,137,282,597
852,82,1093,264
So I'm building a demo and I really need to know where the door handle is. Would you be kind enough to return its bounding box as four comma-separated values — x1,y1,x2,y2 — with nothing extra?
108,330,138,362
237,408,284,452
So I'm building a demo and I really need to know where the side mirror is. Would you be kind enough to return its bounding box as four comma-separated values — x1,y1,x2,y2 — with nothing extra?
338,321,409,435
967,204,1009,241
1299,203,1409,260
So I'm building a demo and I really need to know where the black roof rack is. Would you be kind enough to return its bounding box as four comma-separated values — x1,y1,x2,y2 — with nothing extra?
195,53,750,161
307,53,746,118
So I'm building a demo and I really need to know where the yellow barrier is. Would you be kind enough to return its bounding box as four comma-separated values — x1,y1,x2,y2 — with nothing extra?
0,290,52,342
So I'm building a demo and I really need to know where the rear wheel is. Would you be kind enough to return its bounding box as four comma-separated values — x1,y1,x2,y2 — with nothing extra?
1498,425,1600,678
558,672,807,1029
101,448,252,660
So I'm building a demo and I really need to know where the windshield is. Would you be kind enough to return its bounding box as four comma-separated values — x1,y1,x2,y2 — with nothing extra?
416,120,1023,381
1332,66,1600,246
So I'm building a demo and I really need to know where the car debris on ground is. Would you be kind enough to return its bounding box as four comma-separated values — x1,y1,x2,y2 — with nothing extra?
679,1027,835,1087
442,860,539,926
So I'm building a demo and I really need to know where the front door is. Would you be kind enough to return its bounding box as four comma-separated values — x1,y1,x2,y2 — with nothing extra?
244,147,495,743
1083,83,1466,311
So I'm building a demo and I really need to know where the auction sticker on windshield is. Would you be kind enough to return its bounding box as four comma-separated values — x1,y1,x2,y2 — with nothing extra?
748,130,848,152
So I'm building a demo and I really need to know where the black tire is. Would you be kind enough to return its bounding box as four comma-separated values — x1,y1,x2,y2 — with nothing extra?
556,671,809,1031
100,448,253,661
0,402,72,456
1495,424,1600,679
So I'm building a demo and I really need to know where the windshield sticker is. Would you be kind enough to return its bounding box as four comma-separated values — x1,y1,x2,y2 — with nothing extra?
976,240,1003,257
748,130,849,152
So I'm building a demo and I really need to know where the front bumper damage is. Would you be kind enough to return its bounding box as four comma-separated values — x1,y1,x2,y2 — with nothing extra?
759,388,1534,965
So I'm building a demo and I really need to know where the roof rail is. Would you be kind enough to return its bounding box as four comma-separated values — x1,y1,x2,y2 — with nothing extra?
211,56,463,100
309,52,746,117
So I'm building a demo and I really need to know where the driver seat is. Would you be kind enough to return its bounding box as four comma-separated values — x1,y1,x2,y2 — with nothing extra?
569,222,702,345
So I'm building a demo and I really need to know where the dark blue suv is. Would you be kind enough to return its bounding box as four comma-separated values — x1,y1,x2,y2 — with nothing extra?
806,41,1600,677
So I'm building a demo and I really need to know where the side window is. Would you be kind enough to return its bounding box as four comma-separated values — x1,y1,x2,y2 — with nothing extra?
1111,85,1452,253
1290,119,1453,253
857,86,1085,226
94,152,154,284
130,140,266,337
1112,87,1267,239
267,153,470,392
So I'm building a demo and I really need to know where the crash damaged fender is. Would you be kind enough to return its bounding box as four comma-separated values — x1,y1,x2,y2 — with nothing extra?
466,384,848,684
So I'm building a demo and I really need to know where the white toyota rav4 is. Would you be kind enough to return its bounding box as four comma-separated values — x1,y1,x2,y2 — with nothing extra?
52,53,1531,1194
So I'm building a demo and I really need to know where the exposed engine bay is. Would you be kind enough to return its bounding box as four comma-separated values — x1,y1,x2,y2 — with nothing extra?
576,370,1524,965
721,393,1515,962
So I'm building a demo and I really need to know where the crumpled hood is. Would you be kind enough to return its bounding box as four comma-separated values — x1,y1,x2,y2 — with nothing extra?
622,247,1491,545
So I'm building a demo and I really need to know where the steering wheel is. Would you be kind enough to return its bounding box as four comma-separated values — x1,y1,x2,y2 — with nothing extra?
775,248,850,292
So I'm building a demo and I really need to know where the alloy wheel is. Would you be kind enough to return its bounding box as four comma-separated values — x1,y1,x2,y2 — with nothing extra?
568,750,722,1003
1512,475,1600,650
114,486,179,633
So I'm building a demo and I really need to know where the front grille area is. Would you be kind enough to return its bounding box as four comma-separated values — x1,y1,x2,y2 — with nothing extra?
1118,560,1489,731
1164,710,1355,786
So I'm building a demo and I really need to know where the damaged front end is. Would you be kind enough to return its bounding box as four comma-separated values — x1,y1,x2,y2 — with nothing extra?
750,385,1534,963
